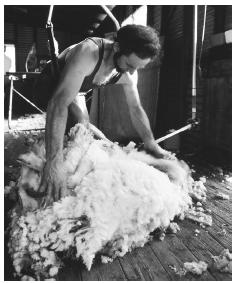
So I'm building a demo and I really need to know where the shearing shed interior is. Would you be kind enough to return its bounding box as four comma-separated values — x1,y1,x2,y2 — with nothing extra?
4,5,232,281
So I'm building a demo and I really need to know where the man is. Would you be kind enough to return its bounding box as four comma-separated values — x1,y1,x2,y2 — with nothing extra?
34,24,173,206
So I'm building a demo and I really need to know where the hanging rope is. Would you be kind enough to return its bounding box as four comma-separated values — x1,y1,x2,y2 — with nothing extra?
47,5,54,24
46,5,60,78
198,5,207,77
100,5,120,31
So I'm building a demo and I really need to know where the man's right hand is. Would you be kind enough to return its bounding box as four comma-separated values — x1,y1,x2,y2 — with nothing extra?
39,158,67,208
144,139,176,160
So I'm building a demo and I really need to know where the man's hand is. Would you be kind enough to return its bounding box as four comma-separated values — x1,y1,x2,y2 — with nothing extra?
39,158,67,208
144,139,176,160
89,123,111,142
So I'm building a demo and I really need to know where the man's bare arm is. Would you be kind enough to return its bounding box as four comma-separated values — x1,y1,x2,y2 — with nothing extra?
123,81,154,142
69,98,110,141
121,72,173,159
40,42,97,205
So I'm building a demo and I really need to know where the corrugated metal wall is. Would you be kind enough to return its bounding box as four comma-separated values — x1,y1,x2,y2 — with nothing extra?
202,6,232,155
36,28,50,60
4,22,15,42
147,5,162,32
146,5,162,135
16,25,34,71
184,6,232,155
156,6,186,139
225,5,232,30
182,6,216,153
156,5,231,156
4,22,80,71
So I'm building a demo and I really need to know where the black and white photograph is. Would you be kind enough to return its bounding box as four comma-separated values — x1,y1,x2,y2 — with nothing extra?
3,3,232,281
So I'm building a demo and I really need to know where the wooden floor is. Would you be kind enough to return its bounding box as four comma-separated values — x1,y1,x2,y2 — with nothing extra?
4,129,232,281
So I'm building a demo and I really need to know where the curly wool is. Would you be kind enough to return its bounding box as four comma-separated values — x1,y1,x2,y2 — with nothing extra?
9,124,193,279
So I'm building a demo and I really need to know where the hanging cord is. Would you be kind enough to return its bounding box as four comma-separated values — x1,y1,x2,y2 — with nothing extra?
46,5,60,78
78,89,93,103
100,5,120,31
198,5,207,77
47,4,53,24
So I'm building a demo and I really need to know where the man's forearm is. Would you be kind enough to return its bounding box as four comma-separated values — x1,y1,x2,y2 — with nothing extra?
45,100,68,162
129,105,154,143
129,105,172,158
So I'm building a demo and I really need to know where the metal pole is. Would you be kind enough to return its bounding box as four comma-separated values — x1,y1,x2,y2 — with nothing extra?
13,88,44,114
191,5,198,120
47,5,54,24
198,5,207,72
101,5,120,31
155,124,192,144
8,76,14,129
46,5,60,77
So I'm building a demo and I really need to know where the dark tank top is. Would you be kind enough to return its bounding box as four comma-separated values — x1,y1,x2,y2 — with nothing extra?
80,37,122,92
49,37,122,93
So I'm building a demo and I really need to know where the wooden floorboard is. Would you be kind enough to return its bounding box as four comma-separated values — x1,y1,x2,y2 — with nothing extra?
150,234,216,281
81,259,127,281
178,220,232,281
119,244,171,281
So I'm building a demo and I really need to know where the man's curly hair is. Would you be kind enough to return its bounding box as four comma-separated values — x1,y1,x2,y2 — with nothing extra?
115,24,161,59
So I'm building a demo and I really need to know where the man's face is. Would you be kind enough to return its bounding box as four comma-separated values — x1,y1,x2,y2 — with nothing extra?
115,53,151,74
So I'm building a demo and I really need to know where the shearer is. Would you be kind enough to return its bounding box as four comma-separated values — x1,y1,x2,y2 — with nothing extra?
34,24,174,206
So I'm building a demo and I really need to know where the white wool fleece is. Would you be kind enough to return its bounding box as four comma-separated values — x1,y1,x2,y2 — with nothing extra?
10,123,193,278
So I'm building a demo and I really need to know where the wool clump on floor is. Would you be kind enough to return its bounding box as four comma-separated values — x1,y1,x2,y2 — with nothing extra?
183,261,208,275
8,124,197,280
211,249,232,273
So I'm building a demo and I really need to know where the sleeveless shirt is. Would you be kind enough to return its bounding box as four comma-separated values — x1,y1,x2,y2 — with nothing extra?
45,37,122,93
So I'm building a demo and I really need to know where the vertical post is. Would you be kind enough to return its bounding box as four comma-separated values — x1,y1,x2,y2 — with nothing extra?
8,76,14,129
192,5,198,120
179,6,193,125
